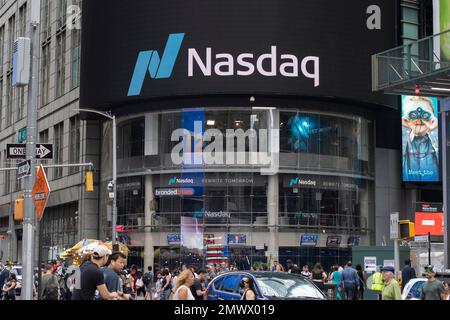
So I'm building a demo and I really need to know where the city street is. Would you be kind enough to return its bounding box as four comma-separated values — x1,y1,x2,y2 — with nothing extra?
0,0,449,307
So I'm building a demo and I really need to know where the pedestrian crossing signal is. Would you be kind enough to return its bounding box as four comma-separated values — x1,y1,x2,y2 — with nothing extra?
85,171,94,192
14,195,24,222
399,220,415,239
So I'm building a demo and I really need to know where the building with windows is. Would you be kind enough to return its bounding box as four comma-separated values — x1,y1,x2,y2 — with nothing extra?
0,0,99,263
0,0,444,273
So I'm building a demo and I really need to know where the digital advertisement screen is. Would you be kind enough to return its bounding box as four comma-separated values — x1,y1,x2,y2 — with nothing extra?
440,0,450,62
401,96,440,182
414,203,444,236
326,236,341,247
167,234,182,245
347,236,360,246
227,234,247,245
300,235,318,247
81,0,397,112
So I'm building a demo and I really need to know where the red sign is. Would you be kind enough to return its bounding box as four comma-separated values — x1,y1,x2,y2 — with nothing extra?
32,164,51,221
415,212,444,236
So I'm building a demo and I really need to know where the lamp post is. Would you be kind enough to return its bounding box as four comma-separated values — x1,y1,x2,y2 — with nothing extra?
74,108,117,245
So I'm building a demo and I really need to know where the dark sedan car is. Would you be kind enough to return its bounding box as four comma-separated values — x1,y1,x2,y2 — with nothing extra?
206,271,327,300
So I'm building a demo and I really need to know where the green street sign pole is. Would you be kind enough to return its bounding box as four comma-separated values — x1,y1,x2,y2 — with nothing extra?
18,128,27,143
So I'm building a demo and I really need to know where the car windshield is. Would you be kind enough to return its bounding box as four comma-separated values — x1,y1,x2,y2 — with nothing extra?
14,268,22,276
255,274,325,299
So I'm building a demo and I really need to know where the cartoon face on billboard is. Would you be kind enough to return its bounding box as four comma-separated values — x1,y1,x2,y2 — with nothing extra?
402,96,439,182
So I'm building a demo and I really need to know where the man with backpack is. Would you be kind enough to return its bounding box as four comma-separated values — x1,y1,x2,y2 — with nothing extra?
41,264,60,300
143,266,154,300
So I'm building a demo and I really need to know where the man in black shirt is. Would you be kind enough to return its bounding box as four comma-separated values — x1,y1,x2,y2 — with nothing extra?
401,259,416,293
72,245,119,300
190,270,207,300
286,260,300,274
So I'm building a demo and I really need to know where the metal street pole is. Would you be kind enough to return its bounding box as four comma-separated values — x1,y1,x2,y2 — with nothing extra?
112,116,117,245
22,0,41,300
73,109,117,245
441,100,450,270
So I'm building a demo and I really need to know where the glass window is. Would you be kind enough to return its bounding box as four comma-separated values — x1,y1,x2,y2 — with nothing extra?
117,176,145,228
255,273,325,299
0,78,3,131
408,280,424,299
221,275,240,293
41,202,78,263
213,276,225,291
18,4,27,37
41,0,51,40
69,116,81,174
0,25,4,75
41,43,51,106
5,73,12,127
56,31,66,98
70,29,81,89
56,0,68,29
117,117,145,159
280,111,373,176
53,122,64,178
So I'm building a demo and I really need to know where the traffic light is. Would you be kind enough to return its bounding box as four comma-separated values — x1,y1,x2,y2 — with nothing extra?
85,171,94,192
399,220,415,239
14,195,24,222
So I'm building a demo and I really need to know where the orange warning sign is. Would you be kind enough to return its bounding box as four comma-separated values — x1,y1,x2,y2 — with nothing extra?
32,164,51,221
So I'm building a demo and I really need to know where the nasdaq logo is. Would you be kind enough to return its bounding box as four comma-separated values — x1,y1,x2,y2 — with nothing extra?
193,208,204,219
168,176,177,186
128,33,185,96
167,176,194,186
289,177,299,187
289,177,317,187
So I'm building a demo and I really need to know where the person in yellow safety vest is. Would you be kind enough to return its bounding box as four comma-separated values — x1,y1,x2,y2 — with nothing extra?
371,265,385,300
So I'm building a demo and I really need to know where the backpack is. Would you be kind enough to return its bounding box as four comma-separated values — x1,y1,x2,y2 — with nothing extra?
43,276,59,300
143,272,152,286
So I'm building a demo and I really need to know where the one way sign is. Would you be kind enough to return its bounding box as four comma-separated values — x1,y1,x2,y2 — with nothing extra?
17,160,31,179
35,144,53,159
6,143,53,159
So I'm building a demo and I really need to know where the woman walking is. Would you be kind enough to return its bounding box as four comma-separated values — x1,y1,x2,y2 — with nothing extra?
310,263,327,293
328,265,342,300
172,270,195,300
355,264,366,300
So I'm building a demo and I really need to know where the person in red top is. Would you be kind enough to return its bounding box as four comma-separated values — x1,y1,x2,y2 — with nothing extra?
129,265,138,299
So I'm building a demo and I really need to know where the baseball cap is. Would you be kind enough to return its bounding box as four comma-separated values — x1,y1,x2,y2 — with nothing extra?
92,245,112,258
381,266,395,273
424,265,437,273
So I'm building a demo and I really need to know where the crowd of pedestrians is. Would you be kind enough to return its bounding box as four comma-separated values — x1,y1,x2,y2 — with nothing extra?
2,251,450,301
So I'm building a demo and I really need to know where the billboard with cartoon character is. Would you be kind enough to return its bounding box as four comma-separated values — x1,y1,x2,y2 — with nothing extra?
402,96,440,182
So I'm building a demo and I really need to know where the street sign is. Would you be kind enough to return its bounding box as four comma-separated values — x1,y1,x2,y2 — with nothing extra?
17,160,31,179
390,212,399,240
35,144,53,159
364,256,377,272
5,143,53,159
18,128,27,143
414,235,429,242
32,164,51,221
6,144,27,159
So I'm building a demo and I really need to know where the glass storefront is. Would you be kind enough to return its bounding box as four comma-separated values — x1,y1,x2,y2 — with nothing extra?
100,106,374,271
